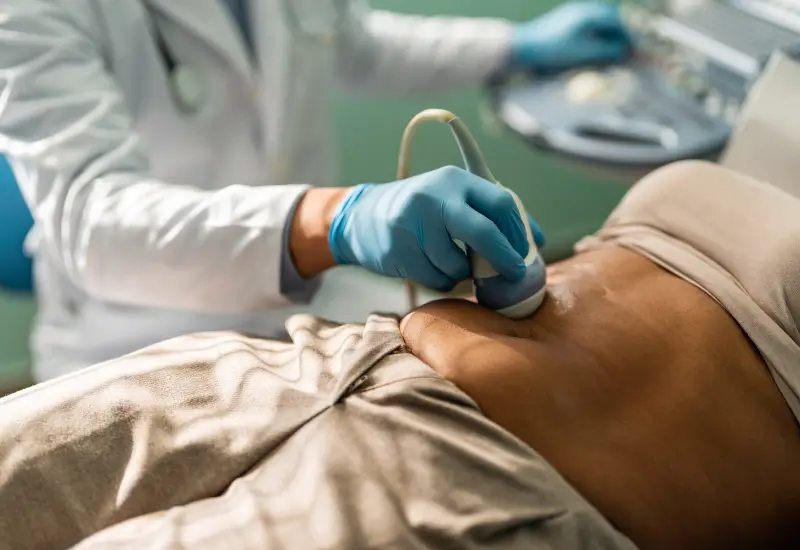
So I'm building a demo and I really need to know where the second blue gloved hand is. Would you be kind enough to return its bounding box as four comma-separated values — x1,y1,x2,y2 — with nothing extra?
328,166,546,292
510,1,633,74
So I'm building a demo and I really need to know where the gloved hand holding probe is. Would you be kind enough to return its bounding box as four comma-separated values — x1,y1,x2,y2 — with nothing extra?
327,166,545,293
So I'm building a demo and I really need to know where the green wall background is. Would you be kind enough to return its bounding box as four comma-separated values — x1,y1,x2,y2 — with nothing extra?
0,293,33,390
0,0,627,389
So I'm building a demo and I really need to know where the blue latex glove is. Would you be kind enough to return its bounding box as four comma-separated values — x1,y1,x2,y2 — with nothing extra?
510,1,633,73
329,166,546,292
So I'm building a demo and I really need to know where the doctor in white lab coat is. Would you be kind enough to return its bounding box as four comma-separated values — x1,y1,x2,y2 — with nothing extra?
0,0,632,381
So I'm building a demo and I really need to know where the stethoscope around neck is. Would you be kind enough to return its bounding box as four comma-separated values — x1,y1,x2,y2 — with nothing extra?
154,0,349,112
155,25,207,113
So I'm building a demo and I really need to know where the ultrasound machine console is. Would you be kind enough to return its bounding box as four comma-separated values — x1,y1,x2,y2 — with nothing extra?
490,0,800,178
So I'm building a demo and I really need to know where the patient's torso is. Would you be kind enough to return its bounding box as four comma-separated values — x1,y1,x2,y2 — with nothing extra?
401,247,800,550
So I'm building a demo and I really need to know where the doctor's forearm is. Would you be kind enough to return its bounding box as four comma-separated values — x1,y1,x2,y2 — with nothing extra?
288,187,351,279
63,178,313,313
338,11,513,94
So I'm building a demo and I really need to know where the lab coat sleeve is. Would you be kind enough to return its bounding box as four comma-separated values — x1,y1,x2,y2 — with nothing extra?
0,0,319,313
336,6,514,95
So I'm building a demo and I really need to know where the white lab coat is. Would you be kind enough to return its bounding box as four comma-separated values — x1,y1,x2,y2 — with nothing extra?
0,0,513,380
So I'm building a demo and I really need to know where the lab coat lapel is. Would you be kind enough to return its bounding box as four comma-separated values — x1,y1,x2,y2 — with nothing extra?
146,0,254,82
251,0,291,182
250,0,338,187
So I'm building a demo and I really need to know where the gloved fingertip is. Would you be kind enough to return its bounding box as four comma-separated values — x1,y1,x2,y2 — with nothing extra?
511,262,528,283
413,262,458,292
495,259,527,284
454,262,472,282
428,276,458,293
441,279,458,293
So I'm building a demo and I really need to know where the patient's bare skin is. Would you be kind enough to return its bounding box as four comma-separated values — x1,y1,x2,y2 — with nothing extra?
401,246,800,550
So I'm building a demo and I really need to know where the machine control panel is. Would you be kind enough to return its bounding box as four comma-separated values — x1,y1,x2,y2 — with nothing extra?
490,0,800,175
